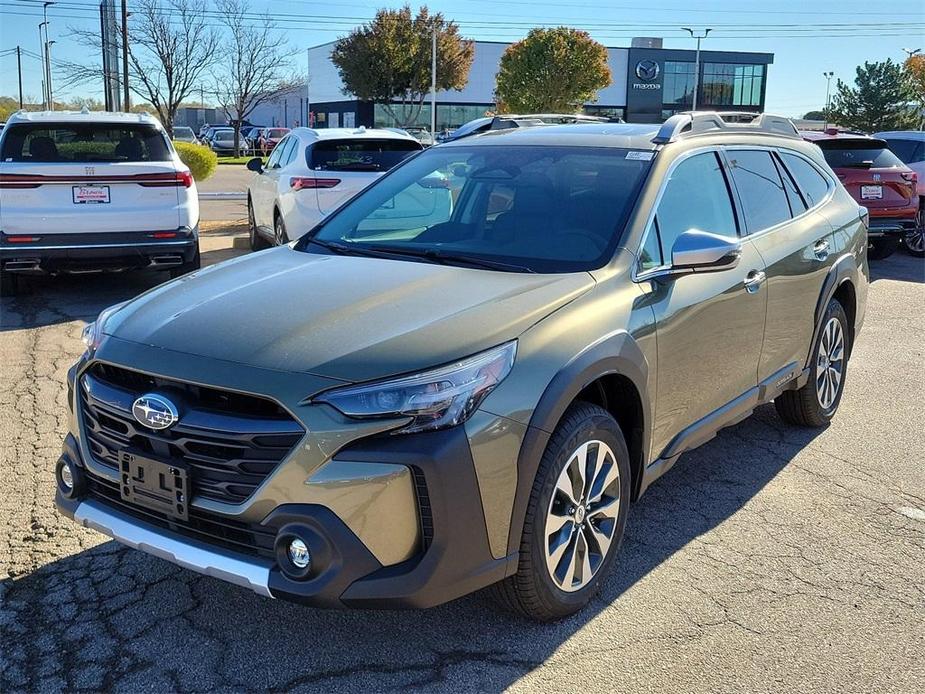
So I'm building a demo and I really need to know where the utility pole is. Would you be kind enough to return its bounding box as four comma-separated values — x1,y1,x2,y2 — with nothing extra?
430,27,437,139
121,0,130,111
822,71,834,130
16,46,23,108
682,27,711,112
305,46,311,127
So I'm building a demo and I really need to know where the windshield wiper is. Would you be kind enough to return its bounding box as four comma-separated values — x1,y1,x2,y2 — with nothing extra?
305,237,426,262
362,245,536,273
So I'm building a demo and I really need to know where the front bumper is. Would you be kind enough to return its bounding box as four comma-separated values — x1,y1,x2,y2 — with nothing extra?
0,228,198,274
56,403,515,609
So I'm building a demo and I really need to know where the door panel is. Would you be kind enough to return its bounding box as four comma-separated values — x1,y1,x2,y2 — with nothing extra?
751,210,834,381
643,240,768,457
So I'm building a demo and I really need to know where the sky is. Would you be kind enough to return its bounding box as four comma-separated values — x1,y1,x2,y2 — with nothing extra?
0,0,922,117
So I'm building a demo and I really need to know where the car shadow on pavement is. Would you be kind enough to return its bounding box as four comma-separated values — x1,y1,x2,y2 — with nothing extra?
869,251,924,284
1,405,825,692
0,245,240,332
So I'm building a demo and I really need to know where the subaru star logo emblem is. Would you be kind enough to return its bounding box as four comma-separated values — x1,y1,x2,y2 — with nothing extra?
132,394,179,430
635,60,660,81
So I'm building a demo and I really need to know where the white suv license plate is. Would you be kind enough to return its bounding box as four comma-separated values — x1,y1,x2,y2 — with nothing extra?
860,185,883,200
72,184,111,204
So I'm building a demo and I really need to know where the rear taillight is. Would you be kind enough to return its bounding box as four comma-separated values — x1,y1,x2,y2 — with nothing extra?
176,170,194,188
290,177,340,190
901,171,918,183
5,235,40,243
136,171,193,188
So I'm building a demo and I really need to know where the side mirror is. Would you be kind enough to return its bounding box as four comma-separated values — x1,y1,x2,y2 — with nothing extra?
671,229,741,272
246,157,263,173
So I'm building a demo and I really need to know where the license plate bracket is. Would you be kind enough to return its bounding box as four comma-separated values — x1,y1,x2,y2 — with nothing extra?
860,185,883,200
72,184,111,204
119,451,189,521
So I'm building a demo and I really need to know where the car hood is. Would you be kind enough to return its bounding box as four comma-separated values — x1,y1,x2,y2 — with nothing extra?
105,247,595,382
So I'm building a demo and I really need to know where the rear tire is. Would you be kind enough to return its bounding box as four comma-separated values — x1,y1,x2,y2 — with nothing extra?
274,213,290,246
248,199,269,251
490,402,631,622
169,246,201,279
902,205,925,257
868,237,899,260
775,298,849,427
0,272,20,297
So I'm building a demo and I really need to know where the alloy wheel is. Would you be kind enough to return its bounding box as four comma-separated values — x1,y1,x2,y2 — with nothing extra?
904,208,925,254
544,440,620,592
274,218,286,245
815,316,845,410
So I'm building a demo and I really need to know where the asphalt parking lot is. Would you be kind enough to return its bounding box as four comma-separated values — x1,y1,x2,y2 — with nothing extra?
0,244,923,693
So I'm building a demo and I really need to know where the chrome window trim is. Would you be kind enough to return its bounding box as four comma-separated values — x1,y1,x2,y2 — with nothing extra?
632,144,837,282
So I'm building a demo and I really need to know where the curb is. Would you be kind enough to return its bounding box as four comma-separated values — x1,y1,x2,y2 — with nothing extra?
199,192,247,201
232,236,252,250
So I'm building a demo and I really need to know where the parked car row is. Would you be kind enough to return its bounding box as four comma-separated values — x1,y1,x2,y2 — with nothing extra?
53,111,872,622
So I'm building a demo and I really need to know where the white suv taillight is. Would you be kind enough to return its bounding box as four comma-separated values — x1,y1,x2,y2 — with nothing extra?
290,176,340,190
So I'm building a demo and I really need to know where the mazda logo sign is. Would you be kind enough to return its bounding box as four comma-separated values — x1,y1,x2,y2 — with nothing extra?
635,60,660,82
132,393,179,430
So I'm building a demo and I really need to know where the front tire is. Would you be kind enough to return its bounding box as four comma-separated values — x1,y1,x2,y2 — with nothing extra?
248,198,269,251
868,237,899,260
491,402,631,622
775,298,849,427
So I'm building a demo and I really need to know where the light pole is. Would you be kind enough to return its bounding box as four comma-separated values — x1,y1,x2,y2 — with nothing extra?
902,48,921,58
682,27,711,112
823,71,834,130
43,2,55,110
430,27,437,139
38,22,47,108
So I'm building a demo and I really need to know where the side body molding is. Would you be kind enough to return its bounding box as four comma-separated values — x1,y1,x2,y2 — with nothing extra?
506,330,652,557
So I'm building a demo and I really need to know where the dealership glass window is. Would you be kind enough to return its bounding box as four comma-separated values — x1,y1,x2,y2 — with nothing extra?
662,61,696,107
583,106,626,120
701,63,764,107
374,103,493,132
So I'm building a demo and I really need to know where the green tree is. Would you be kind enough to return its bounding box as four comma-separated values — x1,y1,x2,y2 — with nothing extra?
828,59,914,133
331,5,473,127
903,54,925,129
495,27,611,113
802,110,826,121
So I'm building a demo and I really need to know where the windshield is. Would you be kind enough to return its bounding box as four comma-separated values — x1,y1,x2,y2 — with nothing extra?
297,144,654,273
817,139,904,169
0,123,170,162
213,131,235,141
268,129,288,138
308,138,422,172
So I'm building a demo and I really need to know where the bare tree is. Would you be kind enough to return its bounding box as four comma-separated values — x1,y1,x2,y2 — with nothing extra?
212,0,294,156
63,0,218,134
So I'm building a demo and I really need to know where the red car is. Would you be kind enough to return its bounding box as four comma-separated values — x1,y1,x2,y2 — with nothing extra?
802,130,918,259
257,127,290,156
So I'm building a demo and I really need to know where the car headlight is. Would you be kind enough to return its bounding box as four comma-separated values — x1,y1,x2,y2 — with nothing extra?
316,341,516,435
81,301,128,354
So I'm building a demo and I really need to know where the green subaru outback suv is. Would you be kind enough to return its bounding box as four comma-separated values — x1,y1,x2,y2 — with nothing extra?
56,112,868,621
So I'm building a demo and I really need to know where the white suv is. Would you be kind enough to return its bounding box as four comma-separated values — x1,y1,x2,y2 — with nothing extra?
246,127,452,248
0,110,200,295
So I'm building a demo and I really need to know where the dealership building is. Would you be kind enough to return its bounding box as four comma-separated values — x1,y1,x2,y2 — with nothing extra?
250,37,773,131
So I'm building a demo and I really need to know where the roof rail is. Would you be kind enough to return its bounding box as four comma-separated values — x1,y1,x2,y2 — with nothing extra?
652,111,800,145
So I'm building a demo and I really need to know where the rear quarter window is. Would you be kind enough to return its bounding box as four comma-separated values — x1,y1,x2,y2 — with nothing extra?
308,138,422,172
779,152,831,208
1,123,170,162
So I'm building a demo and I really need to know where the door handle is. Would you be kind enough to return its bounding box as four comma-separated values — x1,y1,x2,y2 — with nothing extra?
744,270,766,294
813,239,830,260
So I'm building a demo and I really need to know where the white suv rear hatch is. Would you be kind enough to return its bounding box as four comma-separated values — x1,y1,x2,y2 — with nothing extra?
0,120,188,235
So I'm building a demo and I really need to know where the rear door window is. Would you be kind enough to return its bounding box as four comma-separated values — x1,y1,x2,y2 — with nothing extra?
1,123,170,162
816,140,904,169
308,139,421,172
727,150,792,232
779,152,831,208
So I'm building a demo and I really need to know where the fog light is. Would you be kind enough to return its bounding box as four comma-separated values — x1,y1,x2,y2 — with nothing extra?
288,538,311,569
60,461,74,491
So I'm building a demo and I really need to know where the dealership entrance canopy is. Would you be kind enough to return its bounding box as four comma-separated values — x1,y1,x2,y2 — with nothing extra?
251,37,773,131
